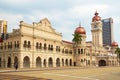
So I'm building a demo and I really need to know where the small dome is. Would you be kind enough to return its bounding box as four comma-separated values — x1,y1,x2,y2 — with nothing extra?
92,11,101,22
75,26,86,34
111,41,118,47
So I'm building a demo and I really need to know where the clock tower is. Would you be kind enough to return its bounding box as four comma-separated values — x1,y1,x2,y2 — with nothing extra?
91,11,103,47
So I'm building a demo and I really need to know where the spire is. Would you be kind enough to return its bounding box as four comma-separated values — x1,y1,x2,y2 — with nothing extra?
95,10,99,16
79,22,81,27
92,10,101,22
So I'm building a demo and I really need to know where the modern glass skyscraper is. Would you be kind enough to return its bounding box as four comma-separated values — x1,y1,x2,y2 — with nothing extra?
102,18,114,46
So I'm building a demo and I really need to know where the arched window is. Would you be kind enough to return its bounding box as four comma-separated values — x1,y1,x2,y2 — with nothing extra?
44,43,47,50
81,49,83,54
39,43,42,49
69,50,72,54
78,49,80,54
14,41,17,48
62,49,64,53
36,42,39,49
48,44,50,50
51,45,53,51
28,41,31,48
10,42,12,49
65,49,68,54
23,40,27,47
17,41,19,48
56,46,58,51
58,46,60,52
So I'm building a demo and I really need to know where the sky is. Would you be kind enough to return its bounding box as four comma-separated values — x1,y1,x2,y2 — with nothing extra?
0,0,120,46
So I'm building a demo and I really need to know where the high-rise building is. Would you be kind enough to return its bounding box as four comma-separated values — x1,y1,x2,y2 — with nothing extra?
102,18,114,46
0,20,8,41
0,20,7,35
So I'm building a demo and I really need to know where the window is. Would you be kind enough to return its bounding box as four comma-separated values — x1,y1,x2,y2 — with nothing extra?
51,45,53,51
28,41,31,48
69,50,72,54
62,49,64,53
56,46,60,52
65,49,68,54
58,46,60,52
56,46,58,51
10,42,12,49
23,40,27,48
36,42,39,49
48,44,50,50
81,49,83,54
17,41,19,48
44,43,47,50
14,41,17,48
39,43,42,49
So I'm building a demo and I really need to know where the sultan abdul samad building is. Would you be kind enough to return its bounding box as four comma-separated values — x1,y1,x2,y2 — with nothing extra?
0,11,119,68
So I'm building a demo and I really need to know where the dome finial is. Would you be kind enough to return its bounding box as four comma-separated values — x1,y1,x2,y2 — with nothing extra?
92,10,101,22
95,10,99,15
79,22,81,27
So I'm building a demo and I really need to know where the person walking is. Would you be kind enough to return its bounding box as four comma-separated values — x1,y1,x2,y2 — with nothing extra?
15,63,18,71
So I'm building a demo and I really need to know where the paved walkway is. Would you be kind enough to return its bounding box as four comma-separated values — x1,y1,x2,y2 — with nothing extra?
0,66,120,80
0,73,52,80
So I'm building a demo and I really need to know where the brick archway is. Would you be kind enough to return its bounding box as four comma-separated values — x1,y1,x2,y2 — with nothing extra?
98,60,106,66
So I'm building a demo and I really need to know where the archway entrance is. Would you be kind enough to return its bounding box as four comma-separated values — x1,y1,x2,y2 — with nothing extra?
98,60,106,66
65,59,68,66
7,57,11,68
62,59,64,66
43,59,46,67
36,57,42,68
56,58,60,67
14,56,18,66
48,57,53,67
23,56,30,68
69,59,72,66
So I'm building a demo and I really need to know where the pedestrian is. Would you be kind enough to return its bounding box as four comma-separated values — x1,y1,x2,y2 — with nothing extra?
15,63,18,71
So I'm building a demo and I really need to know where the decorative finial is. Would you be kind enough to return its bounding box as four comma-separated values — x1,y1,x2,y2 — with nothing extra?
95,10,99,15
79,22,81,27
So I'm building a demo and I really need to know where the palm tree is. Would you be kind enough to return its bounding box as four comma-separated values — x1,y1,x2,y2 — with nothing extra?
72,33,82,66
72,33,82,46
115,47,120,63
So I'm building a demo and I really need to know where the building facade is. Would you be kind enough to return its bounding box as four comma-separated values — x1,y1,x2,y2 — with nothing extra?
0,12,119,68
102,18,114,46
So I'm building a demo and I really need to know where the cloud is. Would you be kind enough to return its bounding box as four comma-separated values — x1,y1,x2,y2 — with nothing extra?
0,0,34,5
0,0,119,46
0,12,24,32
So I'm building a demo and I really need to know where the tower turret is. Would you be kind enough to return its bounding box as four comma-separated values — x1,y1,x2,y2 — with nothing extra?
91,11,103,47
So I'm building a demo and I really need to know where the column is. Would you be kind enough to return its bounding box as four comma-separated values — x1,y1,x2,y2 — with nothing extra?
53,62,56,67
19,61,23,68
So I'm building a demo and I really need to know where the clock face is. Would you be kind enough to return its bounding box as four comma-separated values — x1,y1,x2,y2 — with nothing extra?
94,25,97,28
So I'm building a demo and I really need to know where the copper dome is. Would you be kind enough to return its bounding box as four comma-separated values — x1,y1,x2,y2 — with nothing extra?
92,11,101,22
111,41,118,47
75,27,86,34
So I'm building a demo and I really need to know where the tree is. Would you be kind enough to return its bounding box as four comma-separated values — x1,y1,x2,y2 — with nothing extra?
72,33,82,66
72,33,82,47
115,47,120,63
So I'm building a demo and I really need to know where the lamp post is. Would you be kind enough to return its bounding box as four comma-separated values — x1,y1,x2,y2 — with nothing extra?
32,22,35,68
